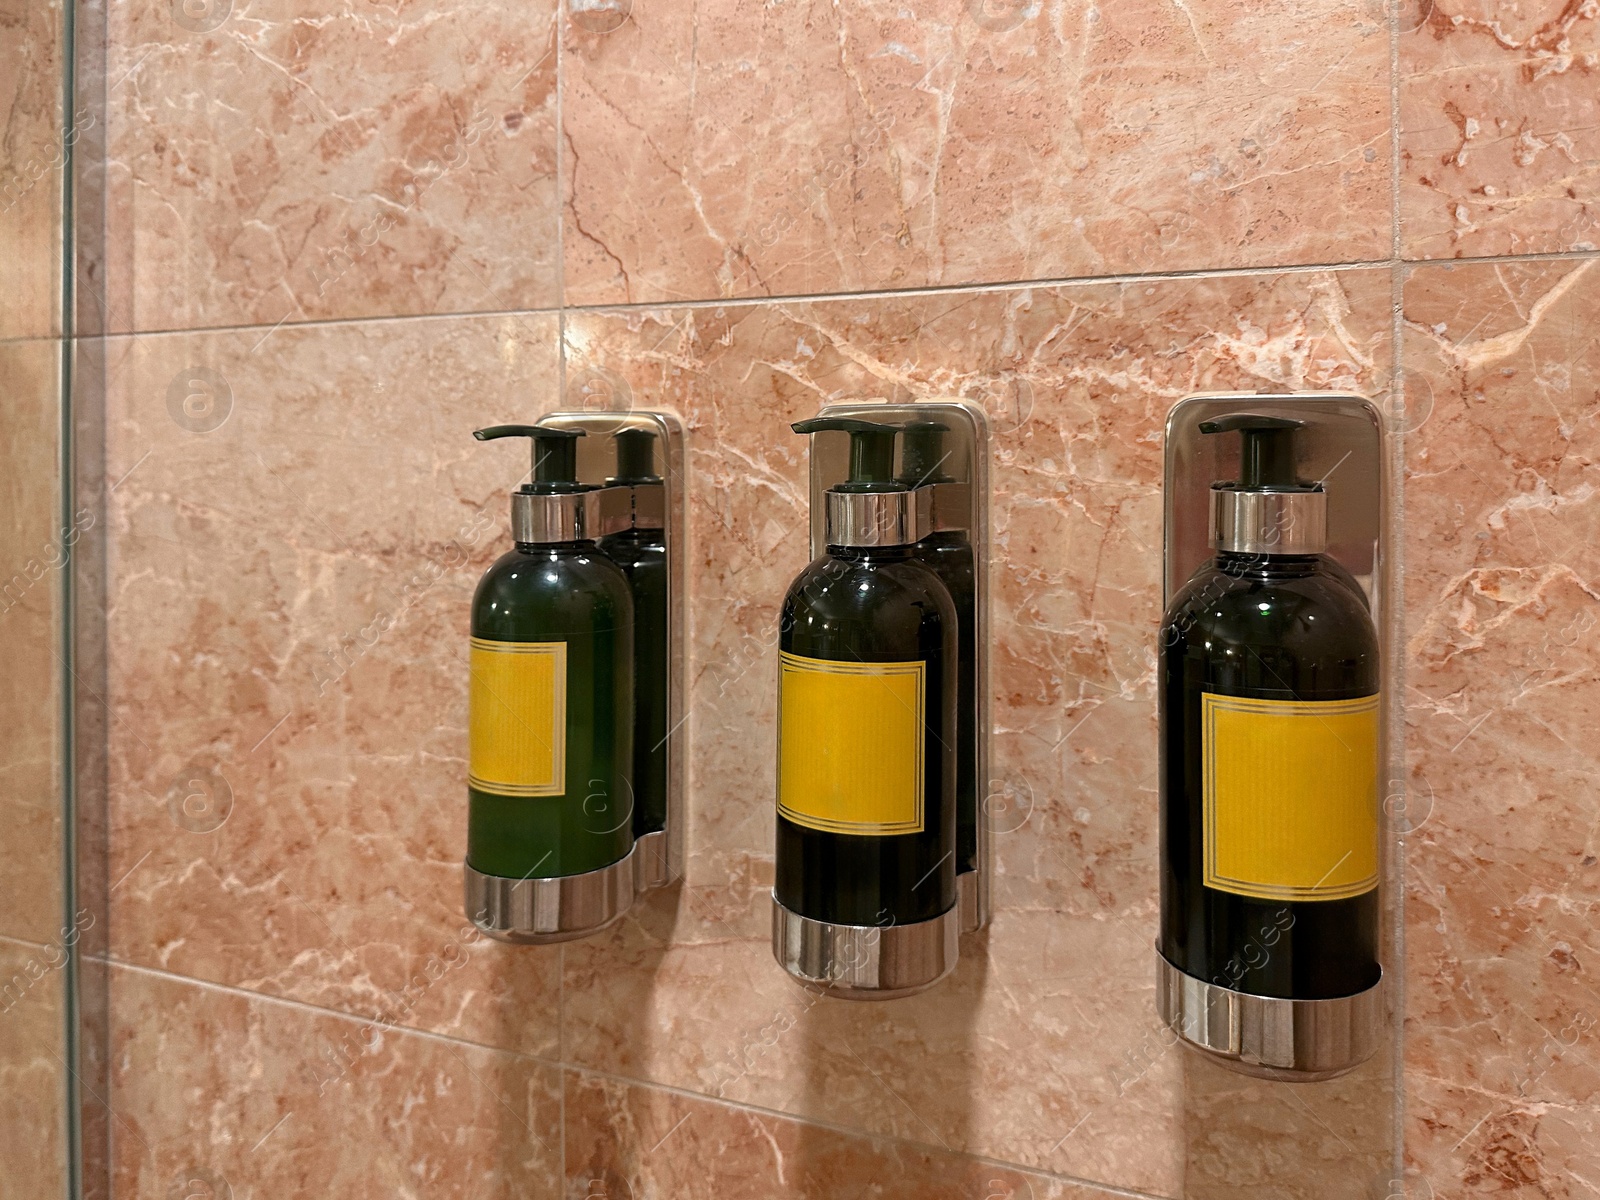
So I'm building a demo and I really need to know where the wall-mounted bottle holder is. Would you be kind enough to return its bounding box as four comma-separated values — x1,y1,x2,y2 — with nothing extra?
1158,392,1386,1080
465,410,686,944
772,400,991,998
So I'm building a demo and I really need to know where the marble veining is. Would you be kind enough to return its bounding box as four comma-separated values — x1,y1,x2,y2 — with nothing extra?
107,962,561,1199
564,0,1390,305
103,0,560,333
0,338,67,946
1402,1,1600,258
1403,259,1600,1197
0,0,65,340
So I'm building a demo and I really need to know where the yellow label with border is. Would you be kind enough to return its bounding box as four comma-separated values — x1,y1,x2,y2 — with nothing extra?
777,651,925,836
1203,692,1379,902
469,637,566,797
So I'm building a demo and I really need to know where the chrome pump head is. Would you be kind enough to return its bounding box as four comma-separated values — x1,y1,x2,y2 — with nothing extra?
1199,414,1327,556
792,416,915,548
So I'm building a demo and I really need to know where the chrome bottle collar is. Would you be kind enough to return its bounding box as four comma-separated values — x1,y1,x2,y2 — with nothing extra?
1210,487,1328,556
510,486,636,544
511,490,592,543
823,489,917,548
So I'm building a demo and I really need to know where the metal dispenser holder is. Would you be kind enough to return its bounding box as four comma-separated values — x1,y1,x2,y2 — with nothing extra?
773,399,992,995
465,410,687,943
1159,391,1387,1080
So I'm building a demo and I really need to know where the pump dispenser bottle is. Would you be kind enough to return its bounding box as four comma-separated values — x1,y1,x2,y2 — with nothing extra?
773,417,960,998
597,429,668,852
466,424,636,942
1159,411,1381,1078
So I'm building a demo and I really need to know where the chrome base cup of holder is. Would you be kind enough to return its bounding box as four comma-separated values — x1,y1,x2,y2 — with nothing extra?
771,895,960,1000
1156,950,1383,1081
465,851,636,945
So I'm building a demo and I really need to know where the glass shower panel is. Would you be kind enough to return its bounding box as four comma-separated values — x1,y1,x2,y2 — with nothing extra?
0,0,73,1197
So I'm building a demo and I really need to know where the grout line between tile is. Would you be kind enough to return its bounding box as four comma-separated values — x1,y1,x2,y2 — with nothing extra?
564,1063,1180,1200
102,957,565,1070
0,932,61,956
52,247,1600,348
1391,7,1404,268
566,258,1397,314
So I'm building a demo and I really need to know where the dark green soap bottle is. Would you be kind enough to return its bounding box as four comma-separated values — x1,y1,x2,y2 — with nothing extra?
597,429,668,840
899,420,979,877
774,418,958,929
468,424,635,880
1159,415,1381,1002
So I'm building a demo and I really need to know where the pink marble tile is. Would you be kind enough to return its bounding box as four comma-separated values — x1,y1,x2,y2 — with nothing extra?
107,963,561,1199
104,0,559,334
1406,862,1600,1198
567,890,1187,1193
560,269,1394,1195
103,313,565,1055
565,1068,1127,1200
1401,2,1600,259
0,939,70,1200
563,0,1391,306
1403,259,1600,1196
0,0,65,340
1177,1047,1395,1199
0,338,66,945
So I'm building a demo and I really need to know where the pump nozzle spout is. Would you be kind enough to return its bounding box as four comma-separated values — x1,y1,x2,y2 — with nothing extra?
791,417,905,493
474,423,587,494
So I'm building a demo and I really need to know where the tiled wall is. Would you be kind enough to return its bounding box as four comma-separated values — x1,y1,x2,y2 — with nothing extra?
87,2,1599,1198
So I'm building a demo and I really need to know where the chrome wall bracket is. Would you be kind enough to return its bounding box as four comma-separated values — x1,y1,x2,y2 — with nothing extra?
775,399,992,998
465,409,687,945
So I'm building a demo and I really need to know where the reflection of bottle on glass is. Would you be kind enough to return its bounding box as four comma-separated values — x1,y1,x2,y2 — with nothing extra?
1160,415,1381,1004
467,424,635,882
898,419,979,877
597,428,668,842
774,418,958,939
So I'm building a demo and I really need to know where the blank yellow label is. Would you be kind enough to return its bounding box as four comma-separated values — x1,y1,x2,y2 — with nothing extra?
777,651,925,836
469,638,566,797
1203,692,1379,902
